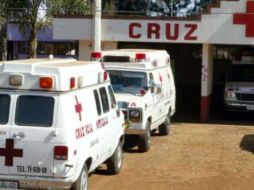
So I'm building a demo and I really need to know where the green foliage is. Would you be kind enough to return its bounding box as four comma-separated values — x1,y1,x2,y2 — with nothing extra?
114,0,217,17
48,0,91,16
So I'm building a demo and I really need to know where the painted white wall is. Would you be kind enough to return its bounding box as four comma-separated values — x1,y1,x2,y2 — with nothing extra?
54,19,93,40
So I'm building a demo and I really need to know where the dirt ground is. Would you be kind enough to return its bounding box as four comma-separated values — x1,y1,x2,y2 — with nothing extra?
89,121,254,190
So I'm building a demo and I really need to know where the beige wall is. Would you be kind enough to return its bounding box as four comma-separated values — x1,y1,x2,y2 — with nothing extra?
78,41,117,61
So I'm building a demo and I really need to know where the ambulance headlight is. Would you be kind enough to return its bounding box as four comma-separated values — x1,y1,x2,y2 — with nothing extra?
129,109,142,122
9,74,24,86
224,89,236,99
226,91,236,98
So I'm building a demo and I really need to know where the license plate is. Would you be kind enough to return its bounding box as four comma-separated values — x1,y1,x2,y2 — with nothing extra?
0,180,19,189
247,105,254,110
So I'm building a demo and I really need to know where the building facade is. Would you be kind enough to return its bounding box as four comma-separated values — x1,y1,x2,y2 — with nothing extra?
53,0,254,122
7,25,79,60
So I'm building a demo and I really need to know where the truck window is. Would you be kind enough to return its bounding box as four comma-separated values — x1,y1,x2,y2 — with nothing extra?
94,89,102,116
99,87,110,113
0,94,10,124
15,96,54,127
227,64,254,82
108,85,116,109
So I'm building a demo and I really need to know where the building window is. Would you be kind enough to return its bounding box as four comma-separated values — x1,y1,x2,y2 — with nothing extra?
18,41,29,54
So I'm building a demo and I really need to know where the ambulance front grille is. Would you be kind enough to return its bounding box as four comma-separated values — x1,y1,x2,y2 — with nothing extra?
236,93,254,102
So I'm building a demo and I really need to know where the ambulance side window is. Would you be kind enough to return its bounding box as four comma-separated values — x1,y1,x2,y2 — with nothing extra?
93,89,102,116
15,96,54,127
108,85,116,109
99,87,110,113
0,94,10,124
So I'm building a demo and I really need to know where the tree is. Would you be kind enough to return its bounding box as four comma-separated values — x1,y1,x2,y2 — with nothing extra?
0,0,19,60
114,0,217,17
164,0,217,17
13,0,51,58
0,4,8,61
0,0,90,60
48,0,91,16
20,0,91,58
103,0,116,15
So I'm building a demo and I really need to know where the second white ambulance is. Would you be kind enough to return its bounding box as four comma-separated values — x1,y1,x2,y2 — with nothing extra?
0,58,124,190
91,49,176,152
224,57,254,113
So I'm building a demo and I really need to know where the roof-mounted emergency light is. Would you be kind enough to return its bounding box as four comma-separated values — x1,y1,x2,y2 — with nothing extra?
40,77,53,89
135,53,147,62
91,52,102,61
9,74,24,86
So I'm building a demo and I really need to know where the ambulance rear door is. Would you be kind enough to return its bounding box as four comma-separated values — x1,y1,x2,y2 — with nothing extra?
0,91,13,176
9,92,57,177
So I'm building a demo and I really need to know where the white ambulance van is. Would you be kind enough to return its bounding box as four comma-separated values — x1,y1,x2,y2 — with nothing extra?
0,58,124,190
91,49,176,152
224,58,254,112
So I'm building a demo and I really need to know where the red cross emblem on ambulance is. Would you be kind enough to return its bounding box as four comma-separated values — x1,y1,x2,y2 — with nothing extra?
0,139,23,166
233,1,254,37
75,95,83,121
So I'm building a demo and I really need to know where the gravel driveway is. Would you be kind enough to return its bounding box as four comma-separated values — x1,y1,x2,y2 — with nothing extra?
89,122,254,190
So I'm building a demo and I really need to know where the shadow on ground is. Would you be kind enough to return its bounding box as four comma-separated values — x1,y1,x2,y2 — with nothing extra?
240,134,254,153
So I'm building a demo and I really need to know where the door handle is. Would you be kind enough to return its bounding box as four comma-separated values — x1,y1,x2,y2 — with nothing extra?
13,132,25,139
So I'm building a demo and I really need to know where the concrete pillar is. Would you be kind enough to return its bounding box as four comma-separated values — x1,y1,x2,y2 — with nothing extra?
200,43,214,123
93,0,101,51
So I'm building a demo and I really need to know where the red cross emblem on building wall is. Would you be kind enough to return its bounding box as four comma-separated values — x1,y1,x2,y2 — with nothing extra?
75,95,83,121
233,1,254,37
0,139,23,166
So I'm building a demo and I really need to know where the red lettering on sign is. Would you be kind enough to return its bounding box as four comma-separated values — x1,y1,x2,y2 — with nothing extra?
184,24,198,40
233,1,254,37
147,23,160,39
129,22,198,41
129,23,142,39
0,139,23,166
166,23,179,40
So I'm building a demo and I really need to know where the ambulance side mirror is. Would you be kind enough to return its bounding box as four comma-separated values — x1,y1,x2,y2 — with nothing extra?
149,79,162,94
149,79,156,94
156,85,162,94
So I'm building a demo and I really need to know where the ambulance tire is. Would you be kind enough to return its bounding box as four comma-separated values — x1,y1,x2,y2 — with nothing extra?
71,165,88,190
107,141,123,175
159,115,170,136
138,122,151,152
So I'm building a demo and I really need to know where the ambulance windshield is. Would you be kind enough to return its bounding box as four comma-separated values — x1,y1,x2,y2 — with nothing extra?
227,64,254,82
108,70,148,95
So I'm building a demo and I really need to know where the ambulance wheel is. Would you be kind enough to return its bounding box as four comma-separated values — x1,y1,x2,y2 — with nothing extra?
71,165,88,190
138,122,151,152
159,115,170,136
107,141,123,175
